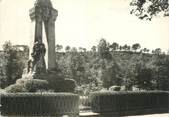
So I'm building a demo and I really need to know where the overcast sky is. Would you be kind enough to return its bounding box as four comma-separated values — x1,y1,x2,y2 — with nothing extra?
0,0,169,52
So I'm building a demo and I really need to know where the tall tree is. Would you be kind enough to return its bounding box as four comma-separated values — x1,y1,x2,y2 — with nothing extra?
1,41,24,88
97,38,111,59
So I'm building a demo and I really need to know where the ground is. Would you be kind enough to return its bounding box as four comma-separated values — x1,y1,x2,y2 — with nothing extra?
126,113,169,117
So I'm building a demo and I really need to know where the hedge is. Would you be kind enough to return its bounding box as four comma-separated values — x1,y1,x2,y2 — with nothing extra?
1,93,79,116
90,91,169,116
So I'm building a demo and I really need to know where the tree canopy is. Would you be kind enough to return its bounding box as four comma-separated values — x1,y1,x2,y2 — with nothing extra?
130,0,169,20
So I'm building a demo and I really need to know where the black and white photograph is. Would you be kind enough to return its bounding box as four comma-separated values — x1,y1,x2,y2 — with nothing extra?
0,0,169,116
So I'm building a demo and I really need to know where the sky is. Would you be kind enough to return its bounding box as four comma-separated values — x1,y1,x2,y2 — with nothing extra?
0,0,169,52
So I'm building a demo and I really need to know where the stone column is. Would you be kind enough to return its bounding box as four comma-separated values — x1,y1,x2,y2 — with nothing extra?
45,9,58,70
29,6,43,56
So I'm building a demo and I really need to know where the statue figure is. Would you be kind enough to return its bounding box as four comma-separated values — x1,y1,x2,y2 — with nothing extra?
30,36,46,74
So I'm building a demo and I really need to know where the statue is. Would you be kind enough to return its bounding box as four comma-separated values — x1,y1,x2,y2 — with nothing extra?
30,37,46,74
27,36,46,75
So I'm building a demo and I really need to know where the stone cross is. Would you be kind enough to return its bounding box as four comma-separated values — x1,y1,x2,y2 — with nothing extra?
29,0,58,72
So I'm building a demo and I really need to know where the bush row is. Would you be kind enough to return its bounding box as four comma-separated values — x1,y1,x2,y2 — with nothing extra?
1,93,79,116
90,91,169,115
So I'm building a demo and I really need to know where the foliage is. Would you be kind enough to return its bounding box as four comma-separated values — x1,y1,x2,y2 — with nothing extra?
100,59,123,89
153,55,169,90
5,79,49,93
55,38,169,92
5,84,27,93
109,86,121,91
63,79,77,93
1,41,26,88
1,39,169,93
109,42,119,51
65,45,71,52
22,79,49,92
135,68,154,90
130,0,169,20
132,43,141,51
97,38,111,60
55,44,63,52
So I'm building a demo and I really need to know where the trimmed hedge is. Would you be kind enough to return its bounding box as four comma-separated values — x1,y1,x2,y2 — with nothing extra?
90,91,169,116
1,93,79,116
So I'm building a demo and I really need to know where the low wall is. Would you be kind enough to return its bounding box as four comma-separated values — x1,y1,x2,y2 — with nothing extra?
90,91,169,116
1,93,79,116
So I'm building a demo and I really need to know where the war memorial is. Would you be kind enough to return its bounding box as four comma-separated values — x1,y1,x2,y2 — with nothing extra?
0,0,169,117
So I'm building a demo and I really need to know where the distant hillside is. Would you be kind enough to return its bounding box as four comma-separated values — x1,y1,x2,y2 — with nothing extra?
1,41,168,92
56,50,169,93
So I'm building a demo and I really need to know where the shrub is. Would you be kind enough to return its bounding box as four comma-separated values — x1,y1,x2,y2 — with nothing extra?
5,84,27,93
63,79,76,93
47,78,76,92
5,79,49,93
47,76,65,92
23,79,49,92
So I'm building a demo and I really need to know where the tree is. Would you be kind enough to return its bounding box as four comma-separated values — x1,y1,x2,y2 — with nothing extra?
71,47,78,53
55,44,63,52
135,68,153,90
2,41,12,53
91,46,97,52
142,48,147,53
119,46,123,51
65,46,71,52
152,54,169,90
153,48,161,55
1,41,24,88
82,48,87,52
123,44,129,51
130,0,169,20
79,47,87,52
109,42,119,51
127,45,131,51
97,38,111,59
132,43,141,52
99,59,122,89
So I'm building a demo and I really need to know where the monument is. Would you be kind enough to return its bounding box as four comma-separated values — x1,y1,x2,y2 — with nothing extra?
29,0,58,74
5,0,76,93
